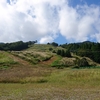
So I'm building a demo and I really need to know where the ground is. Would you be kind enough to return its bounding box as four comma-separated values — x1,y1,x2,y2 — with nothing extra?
0,44,100,100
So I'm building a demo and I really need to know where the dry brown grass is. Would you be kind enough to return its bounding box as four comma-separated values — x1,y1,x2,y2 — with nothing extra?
0,51,54,83
11,51,53,65
0,64,53,83
0,82,100,100
85,57,100,66
60,57,76,66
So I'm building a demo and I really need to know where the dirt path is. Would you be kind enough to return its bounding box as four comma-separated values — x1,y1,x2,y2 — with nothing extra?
8,53,32,67
39,56,58,66
7,51,59,68
9,53,58,67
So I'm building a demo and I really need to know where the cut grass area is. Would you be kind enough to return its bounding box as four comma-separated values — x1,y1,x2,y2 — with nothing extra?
48,68,100,87
1,68,100,100
1,83,100,100
0,65,52,83
0,66,100,86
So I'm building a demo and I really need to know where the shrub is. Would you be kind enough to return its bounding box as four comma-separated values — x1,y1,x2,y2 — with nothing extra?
49,48,53,51
75,58,89,68
52,50,56,53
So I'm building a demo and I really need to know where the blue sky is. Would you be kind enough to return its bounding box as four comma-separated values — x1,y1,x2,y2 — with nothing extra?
55,0,100,44
0,0,100,44
69,0,100,6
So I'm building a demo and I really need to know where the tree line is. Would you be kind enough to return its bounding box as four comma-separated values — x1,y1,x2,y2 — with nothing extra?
56,49,71,57
0,40,37,51
60,41,100,63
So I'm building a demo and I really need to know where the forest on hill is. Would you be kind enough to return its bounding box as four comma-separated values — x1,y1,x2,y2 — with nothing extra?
0,41,100,64
0,40,37,51
60,41,100,63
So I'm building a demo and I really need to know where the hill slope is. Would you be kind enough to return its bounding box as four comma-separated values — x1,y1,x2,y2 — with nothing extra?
0,43,100,100
0,44,100,83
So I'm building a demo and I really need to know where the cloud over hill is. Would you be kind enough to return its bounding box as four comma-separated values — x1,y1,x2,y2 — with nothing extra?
0,0,100,43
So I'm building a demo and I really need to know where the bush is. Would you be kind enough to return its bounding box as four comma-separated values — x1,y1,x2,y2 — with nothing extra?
52,50,56,53
49,48,53,51
76,58,89,68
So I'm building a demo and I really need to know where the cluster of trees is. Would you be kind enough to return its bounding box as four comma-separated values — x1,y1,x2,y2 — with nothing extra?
76,50,100,63
57,49,71,57
47,42,58,47
60,41,100,63
74,58,89,68
0,40,37,51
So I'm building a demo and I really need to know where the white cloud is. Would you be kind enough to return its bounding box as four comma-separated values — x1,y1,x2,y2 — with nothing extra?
39,36,54,44
0,0,60,43
0,0,100,43
59,4,100,42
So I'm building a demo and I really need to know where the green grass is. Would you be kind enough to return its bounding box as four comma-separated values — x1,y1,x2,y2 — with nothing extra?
0,51,18,69
51,56,62,68
27,44,54,52
0,52,15,64
1,68,100,99
48,68,100,87
0,65,10,70
27,44,65,53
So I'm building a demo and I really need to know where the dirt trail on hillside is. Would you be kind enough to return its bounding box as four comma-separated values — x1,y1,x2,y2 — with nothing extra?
9,53,57,67
39,56,57,66
9,54,32,67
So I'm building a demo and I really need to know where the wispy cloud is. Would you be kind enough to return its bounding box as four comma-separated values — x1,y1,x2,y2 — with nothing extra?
0,0,100,43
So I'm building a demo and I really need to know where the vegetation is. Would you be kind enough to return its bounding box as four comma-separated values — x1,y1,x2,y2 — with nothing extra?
51,56,62,68
47,42,58,47
0,51,18,70
0,41,100,99
74,58,89,68
11,51,53,64
0,69,100,99
0,40,37,51
60,41,100,63
57,49,71,57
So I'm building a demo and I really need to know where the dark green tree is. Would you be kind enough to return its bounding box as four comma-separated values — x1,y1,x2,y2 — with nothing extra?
51,42,58,47
57,49,61,55
65,50,71,57
61,49,65,57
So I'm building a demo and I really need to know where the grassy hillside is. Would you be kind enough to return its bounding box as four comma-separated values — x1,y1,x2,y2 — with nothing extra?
27,44,64,52
0,44,100,99
0,45,100,83
0,44,100,83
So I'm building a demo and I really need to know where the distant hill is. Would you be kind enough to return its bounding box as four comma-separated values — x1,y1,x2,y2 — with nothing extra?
60,41,100,63
0,42,4,44
0,40,100,64
82,41,93,43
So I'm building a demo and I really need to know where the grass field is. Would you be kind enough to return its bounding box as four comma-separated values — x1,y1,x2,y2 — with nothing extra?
0,68,100,100
0,44,100,100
